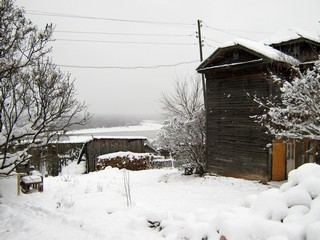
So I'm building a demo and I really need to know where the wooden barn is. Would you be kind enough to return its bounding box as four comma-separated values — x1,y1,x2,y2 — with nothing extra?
197,29,320,182
77,136,148,172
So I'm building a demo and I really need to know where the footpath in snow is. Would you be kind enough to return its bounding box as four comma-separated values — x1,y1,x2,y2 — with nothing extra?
0,163,320,240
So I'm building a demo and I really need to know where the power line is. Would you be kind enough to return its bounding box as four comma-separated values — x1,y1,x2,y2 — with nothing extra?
25,10,195,27
54,38,197,46
54,30,195,38
56,60,199,69
203,41,216,48
203,22,248,39
202,36,222,44
221,29,272,34
203,22,270,38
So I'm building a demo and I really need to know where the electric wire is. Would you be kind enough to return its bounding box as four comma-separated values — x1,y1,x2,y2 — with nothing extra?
54,38,197,46
202,22,252,39
26,10,269,41
25,10,195,26
219,28,272,34
56,60,199,69
25,10,257,68
54,30,195,37
202,36,222,44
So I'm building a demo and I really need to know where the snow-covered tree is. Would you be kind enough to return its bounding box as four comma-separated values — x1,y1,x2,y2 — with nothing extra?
254,60,320,139
157,77,205,167
0,0,89,174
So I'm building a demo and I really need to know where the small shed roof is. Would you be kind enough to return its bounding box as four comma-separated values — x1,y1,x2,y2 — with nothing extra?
58,135,147,144
98,151,150,161
262,28,320,46
91,136,147,141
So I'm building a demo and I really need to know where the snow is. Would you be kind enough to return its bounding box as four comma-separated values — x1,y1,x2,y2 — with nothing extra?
58,121,161,144
262,28,320,45
200,37,300,71
233,39,300,65
20,175,42,184
67,121,162,136
56,135,148,144
213,163,320,240
98,151,151,161
1,163,320,240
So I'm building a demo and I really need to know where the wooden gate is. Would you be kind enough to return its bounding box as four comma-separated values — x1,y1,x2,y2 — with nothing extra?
272,139,286,181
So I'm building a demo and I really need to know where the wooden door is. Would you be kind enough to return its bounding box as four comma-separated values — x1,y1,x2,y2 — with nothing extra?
286,141,296,176
272,139,286,181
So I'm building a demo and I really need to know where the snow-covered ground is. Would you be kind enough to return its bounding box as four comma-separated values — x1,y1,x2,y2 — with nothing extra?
1,163,320,240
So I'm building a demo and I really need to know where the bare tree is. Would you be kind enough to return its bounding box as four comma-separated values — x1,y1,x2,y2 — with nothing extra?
0,0,89,174
157,77,205,171
160,77,204,120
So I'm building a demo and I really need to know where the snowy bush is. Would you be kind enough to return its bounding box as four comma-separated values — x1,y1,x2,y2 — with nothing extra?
253,60,320,139
157,77,206,167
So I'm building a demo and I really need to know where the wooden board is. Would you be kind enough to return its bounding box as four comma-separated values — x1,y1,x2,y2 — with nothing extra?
272,140,286,181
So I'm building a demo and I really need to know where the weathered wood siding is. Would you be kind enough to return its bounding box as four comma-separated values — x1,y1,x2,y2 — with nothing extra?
205,64,272,181
86,138,146,172
271,40,320,63
199,37,320,182
27,142,83,176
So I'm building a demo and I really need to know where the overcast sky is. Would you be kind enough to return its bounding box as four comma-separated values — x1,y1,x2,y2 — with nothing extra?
17,0,320,116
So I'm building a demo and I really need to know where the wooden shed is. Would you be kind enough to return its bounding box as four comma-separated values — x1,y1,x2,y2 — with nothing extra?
272,138,320,181
77,136,147,172
197,29,320,182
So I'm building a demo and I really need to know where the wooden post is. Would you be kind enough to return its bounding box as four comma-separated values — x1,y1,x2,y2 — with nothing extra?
272,139,286,181
17,174,20,196
197,19,207,109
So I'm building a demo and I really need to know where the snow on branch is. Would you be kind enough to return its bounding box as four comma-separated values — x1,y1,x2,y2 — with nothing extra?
252,60,320,139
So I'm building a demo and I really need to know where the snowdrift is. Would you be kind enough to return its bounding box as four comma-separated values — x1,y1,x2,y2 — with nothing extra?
211,163,320,240
145,163,320,240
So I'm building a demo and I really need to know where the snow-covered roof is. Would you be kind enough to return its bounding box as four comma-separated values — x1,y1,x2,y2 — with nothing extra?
198,28,320,71
197,38,300,71
98,151,150,160
262,28,320,45
232,39,300,65
56,135,147,144
92,136,147,140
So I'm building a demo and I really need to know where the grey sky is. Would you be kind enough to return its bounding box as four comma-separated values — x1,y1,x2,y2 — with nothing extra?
17,0,320,115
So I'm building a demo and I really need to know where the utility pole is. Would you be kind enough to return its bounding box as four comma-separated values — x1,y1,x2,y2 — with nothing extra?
197,19,207,109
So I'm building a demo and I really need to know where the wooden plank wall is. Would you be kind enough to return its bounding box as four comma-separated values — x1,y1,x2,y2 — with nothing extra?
206,69,272,181
271,41,320,63
86,139,145,172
